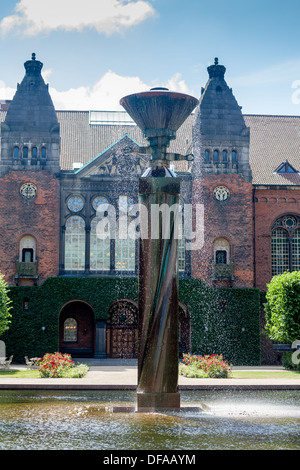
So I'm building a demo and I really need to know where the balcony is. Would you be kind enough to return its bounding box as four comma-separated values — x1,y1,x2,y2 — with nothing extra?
15,261,38,285
212,260,234,286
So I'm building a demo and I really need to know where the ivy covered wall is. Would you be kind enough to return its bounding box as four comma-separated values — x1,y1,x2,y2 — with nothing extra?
1,277,261,365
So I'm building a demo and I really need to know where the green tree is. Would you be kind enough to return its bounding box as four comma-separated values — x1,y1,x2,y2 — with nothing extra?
264,271,300,343
0,273,12,336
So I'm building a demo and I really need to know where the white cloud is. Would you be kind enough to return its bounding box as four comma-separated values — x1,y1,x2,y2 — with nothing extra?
49,71,190,110
0,70,190,111
0,0,155,36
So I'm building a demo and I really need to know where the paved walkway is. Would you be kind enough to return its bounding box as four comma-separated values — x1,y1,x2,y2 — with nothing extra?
0,359,299,390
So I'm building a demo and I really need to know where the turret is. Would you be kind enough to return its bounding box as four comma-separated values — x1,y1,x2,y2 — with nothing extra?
0,53,60,175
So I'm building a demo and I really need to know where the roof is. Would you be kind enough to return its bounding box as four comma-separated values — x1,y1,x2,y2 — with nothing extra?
1,109,300,185
244,114,300,186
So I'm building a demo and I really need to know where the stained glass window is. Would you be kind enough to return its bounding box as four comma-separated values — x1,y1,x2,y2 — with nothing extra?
64,216,85,271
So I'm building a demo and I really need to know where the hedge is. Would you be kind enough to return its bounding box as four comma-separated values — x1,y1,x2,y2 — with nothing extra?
1,276,261,365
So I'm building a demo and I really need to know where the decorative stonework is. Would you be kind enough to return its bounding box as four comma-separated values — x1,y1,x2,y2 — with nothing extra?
213,186,230,201
67,195,84,212
96,147,149,177
20,182,37,200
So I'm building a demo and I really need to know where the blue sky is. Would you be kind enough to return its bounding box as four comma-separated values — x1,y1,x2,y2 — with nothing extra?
1,0,300,114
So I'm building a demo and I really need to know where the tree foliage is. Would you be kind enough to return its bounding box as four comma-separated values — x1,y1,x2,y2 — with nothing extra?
0,273,12,336
264,271,300,343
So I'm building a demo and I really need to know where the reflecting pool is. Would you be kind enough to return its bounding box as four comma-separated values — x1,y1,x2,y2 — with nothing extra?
0,390,299,450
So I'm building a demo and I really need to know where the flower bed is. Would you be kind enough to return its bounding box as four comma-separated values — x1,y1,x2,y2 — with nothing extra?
37,352,89,378
179,353,232,378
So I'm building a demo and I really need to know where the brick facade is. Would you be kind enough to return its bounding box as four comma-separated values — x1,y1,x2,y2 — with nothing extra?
0,170,60,285
254,187,300,290
192,174,254,287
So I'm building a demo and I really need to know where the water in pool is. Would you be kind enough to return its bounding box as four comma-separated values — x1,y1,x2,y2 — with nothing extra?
0,390,299,450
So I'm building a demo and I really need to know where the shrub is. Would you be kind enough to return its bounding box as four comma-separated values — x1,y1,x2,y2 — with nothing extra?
281,351,300,371
38,352,88,378
264,271,300,343
180,353,232,378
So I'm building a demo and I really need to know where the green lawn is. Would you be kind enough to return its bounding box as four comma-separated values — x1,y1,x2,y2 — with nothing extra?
0,369,40,378
231,370,300,379
0,369,299,379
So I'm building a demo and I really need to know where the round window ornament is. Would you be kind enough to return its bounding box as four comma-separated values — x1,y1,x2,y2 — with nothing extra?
20,182,37,200
283,215,297,231
67,195,84,212
92,195,109,212
214,186,230,201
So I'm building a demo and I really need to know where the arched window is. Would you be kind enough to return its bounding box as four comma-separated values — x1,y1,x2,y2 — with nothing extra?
223,150,228,162
63,318,77,342
90,215,110,271
271,215,300,276
41,147,46,159
13,146,19,159
64,216,85,271
213,150,219,162
32,147,38,159
23,147,28,160
204,150,210,162
213,238,230,264
19,235,36,262
232,150,237,163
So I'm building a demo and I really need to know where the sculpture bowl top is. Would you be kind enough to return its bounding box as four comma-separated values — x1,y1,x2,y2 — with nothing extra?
120,88,199,134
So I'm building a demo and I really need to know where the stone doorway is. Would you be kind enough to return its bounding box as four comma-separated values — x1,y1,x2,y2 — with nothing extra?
59,300,94,357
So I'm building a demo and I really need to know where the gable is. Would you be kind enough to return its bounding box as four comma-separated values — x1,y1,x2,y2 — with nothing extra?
75,134,150,178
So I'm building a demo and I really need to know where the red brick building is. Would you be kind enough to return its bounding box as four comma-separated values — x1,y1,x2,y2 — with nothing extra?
0,54,299,362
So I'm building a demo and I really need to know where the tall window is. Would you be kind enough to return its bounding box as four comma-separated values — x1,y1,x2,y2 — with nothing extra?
13,146,19,159
90,216,110,271
115,196,135,271
271,215,300,276
205,149,210,162
41,147,47,159
178,201,185,272
232,150,237,163
65,216,85,271
23,147,28,160
32,147,38,159
223,150,228,162
213,150,219,162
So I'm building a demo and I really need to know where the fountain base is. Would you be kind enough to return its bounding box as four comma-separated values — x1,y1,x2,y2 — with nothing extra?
136,391,181,412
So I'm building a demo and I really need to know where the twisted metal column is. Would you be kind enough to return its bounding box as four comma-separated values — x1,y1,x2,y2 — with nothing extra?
137,172,181,411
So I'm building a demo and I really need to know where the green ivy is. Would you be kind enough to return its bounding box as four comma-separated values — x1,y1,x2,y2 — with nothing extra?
1,277,261,365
